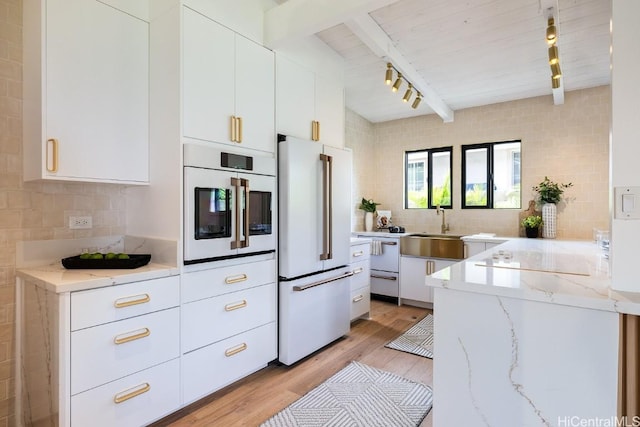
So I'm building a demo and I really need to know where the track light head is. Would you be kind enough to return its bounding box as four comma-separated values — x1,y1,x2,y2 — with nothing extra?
403,84,413,102
551,62,562,79
385,63,393,85
551,76,560,89
548,45,559,65
546,18,557,45
392,73,403,92
412,93,422,109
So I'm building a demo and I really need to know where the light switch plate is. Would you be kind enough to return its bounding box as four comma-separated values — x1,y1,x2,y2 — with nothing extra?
615,187,640,219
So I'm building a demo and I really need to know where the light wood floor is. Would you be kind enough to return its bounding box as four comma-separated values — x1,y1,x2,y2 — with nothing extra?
153,300,433,427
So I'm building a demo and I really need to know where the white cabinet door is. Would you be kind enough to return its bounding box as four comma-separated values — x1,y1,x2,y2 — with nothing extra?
275,55,315,140
315,74,345,147
24,0,149,183
400,256,431,302
183,8,275,152
235,35,275,153
183,8,235,145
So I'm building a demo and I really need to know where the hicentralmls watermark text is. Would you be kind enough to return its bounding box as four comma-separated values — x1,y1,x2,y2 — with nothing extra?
558,416,640,427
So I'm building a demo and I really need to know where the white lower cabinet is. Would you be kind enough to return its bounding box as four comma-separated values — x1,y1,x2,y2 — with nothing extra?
71,358,180,427
349,241,371,321
182,322,277,404
400,256,456,305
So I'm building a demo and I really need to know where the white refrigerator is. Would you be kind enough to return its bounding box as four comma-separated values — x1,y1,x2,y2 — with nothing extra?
278,135,352,365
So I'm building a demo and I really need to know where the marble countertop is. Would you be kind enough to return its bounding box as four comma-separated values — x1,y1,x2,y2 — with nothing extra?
354,231,408,238
427,238,640,315
350,236,372,245
17,262,179,294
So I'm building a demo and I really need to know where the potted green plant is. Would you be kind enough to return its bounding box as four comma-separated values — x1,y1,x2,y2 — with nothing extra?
521,215,543,238
359,198,380,231
532,177,572,239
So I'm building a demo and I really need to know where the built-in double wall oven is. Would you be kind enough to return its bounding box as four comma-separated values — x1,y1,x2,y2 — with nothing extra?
184,143,276,264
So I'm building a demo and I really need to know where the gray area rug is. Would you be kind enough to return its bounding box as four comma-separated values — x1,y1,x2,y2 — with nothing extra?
260,361,433,427
384,314,434,359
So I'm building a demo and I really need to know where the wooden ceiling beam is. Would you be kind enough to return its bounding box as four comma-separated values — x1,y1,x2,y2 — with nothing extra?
345,14,454,122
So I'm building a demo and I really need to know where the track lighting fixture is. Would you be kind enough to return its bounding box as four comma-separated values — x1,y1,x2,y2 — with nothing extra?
551,76,560,89
548,45,559,65
412,92,422,109
546,18,557,46
392,73,403,92
403,84,413,102
383,62,422,109
551,63,562,80
385,63,393,85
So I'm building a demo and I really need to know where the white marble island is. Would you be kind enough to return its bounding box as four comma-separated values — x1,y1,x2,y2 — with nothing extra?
426,238,637,426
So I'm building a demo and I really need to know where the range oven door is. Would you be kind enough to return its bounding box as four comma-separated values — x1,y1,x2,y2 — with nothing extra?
184,166,276,263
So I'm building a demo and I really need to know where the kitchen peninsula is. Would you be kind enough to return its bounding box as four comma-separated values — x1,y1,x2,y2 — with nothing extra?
426,238,636,425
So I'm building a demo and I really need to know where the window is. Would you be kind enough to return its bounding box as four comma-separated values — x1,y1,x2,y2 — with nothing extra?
405,147,452,209
461,140,521,209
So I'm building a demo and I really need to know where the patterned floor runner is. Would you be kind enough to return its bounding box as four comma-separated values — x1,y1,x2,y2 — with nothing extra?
384,314,434,359
260,361,433,427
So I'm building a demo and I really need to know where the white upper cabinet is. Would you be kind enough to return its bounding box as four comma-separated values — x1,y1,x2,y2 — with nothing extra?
276,55,345,147
182,8,275,153
23,0,149,184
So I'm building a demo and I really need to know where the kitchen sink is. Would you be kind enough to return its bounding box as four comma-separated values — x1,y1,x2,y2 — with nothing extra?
400,234,465,259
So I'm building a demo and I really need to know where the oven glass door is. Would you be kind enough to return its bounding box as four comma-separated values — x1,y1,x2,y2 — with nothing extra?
237,171,276,255
194,187,232,240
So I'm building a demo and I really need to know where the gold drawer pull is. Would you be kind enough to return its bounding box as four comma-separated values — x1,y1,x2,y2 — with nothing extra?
224,300,247,311
114,328,151,345
353,294,364,302
353,267,364,274
237,116,243,143
114,294,150,308
114,383,150,404
225,274,248,284
225,342,247,357
352,251,364,257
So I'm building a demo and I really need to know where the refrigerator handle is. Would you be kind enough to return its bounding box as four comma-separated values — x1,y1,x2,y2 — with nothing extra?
293,271,353,291
319,153,333,260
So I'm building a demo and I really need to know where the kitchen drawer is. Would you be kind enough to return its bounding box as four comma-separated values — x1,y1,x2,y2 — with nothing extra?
349,260,370,291
71,275,179,331
350,243,370,262
182,321,277,404
182,259,276,303
71,307,180,395
71,358,180,427
350,286,370,321
182,282,276,353
370,270,399,297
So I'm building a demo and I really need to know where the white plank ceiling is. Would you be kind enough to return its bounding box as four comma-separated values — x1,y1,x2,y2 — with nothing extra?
266,0,611,123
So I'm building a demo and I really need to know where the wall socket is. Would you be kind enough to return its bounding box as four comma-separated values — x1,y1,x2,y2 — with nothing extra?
69,216,92,229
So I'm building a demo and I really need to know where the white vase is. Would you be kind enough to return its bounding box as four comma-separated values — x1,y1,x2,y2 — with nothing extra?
364,212,374,232
542,203,557,239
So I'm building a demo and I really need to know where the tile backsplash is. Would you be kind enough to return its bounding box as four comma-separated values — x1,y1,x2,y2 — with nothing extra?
346,85,610,240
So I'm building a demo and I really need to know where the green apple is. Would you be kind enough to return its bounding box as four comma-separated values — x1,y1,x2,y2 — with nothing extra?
105,252,117,260
91,253,104,260
79,253,91,259
117,253,130,260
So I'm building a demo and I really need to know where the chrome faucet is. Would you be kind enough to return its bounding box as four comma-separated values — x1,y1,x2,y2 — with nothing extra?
436,205,450,234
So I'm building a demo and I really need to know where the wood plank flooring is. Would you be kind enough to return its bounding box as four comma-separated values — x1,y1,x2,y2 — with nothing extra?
152,300,433,427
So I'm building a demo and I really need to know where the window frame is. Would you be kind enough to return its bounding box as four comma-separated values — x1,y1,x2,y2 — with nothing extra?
404,146,453,210
461,140,521,209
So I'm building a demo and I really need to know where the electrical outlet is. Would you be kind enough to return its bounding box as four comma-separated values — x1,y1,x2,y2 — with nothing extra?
69,216,92,229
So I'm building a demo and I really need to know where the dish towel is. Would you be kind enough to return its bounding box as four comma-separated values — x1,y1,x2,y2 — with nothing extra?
371,240,382,256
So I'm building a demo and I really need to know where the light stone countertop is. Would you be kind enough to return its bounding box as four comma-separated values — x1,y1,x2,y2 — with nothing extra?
350,236,372,245
17,262,179,294
426,238,640,315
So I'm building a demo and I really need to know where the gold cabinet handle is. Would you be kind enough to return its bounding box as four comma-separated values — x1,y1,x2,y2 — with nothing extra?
316,121,320,141
230,116,236,142
353,267,364,274
225,274,248,284
353,294,364,303
237,116,243,143
46,138,59,172
224,300,247,312
114,383,150,404
225,342,247,357
114,294,150,308
352,251,364,257
114,328,151,345
426,260,436,275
